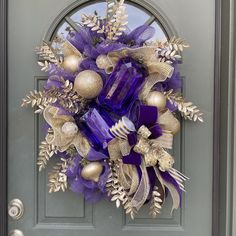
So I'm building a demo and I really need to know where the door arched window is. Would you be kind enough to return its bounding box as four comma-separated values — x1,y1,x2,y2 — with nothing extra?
45,0,176,45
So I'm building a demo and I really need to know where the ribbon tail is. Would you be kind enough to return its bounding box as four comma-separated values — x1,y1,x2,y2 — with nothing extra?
153,167,166,203
130,161,150,210
162,180,180,214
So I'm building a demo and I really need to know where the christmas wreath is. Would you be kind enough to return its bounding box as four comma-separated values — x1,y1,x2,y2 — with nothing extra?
22,0,203,219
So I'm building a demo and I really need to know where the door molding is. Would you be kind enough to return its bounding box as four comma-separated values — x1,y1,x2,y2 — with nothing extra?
0,0,235,236
0,0,8,235
217,0,236,235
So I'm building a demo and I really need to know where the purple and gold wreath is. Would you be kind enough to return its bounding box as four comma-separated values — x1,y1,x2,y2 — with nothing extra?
22,0,202,219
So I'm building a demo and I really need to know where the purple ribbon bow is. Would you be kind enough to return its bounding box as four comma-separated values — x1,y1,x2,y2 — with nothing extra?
122,101,163,166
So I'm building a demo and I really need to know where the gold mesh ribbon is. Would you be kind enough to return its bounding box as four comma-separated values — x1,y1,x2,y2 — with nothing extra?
130,161,150,210
150,130,173,149
118,164,140,196
158,109,180,134
43,106,91,155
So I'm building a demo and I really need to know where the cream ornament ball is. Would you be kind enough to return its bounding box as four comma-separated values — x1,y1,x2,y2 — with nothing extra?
146,91,167,110
74,70,103,99
61,122,78,136
81,162,103,182
96,54,114,74
62,54,82,73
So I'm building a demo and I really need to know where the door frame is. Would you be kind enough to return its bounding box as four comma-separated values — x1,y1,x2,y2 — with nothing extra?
0,0,8,235
0,0,235,236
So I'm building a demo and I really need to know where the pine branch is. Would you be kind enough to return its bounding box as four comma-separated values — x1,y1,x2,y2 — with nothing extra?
164,90,203,122
48,158,71,193
149,186,162,218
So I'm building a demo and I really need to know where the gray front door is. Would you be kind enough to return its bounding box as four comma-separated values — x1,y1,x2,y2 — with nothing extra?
8,0,214,235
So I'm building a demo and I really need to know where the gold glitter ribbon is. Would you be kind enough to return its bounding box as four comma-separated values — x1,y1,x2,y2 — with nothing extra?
108,124,175,168
134,126,175,168
43,106,91,155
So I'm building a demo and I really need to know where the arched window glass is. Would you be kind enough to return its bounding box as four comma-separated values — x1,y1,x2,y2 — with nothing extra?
50,1,168,45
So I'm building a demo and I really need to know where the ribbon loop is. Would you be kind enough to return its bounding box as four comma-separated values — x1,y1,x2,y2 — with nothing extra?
43,106,91,155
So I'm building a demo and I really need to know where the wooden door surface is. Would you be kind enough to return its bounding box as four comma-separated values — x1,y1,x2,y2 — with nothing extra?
8,0,214,235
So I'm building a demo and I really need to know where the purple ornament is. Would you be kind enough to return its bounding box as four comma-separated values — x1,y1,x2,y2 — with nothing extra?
81,108,113,149
98,57,148,115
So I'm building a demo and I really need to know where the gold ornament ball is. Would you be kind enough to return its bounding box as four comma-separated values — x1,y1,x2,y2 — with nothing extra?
81,162,103,182
74,70,103,99
146,91,167,110
62,54,82,73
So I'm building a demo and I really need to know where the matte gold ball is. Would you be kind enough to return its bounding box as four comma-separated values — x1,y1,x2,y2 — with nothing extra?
146,91,167,110
62,54,82,73
74,70,103,99
81,162,103,182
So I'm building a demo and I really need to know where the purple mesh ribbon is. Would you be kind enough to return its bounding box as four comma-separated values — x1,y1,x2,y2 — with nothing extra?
67,156,110,202
119,25,155,46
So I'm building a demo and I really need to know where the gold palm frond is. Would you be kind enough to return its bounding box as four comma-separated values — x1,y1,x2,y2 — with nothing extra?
21,78,85,114
48,158,72,193
164,90,203,122
37,138,58,172
106,161,137,219
149,186,162,218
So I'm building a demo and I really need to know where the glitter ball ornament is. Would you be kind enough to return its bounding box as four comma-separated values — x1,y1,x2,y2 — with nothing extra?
146,91,167,110
81,162,103,182
74,70,103,99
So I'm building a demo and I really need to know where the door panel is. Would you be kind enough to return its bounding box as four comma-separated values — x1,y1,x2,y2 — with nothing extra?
8,0,214,235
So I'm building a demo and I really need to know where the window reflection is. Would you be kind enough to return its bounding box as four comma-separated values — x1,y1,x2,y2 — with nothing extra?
150,21,167,41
